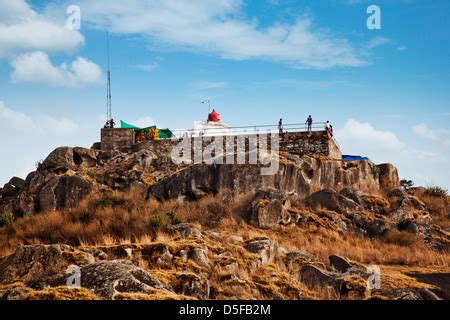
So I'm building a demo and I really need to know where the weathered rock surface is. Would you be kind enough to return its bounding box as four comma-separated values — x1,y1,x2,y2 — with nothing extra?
377,163,400,192
1,141,400,218
64,260,169,299
329,255,353,273
0,245,95,286
39,175,93,212
149,155,398,201
244,238,278,264
351,215,392,237
300,263,369,298
248,188,292,229
307,188,361,213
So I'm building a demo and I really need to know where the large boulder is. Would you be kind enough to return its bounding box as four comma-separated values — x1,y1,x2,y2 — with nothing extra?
300,263,369,298
377,163,400,192
39,175,93,212
300,264,343,290
61,260,169,299
73,147,99,168
0,245,173,300
248,188,292,229
340,188,364,206
150,156,390,201
41,147,77,172
172,273,210,300
1,183,19,197
244,238,278,264
0,245,95,286
41,147,99,172
307,189,361,213
284,251,317,272
188,248,210,269
8,177,25,190
329,255,353,273
352,215,392,237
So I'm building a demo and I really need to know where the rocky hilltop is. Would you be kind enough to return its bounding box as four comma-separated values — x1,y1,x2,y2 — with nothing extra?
0,141,448,300
0,142,399,216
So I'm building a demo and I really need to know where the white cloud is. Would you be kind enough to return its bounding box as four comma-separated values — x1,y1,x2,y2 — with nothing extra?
337,119,404,153
413,123,438,140
0,101,79,135
11,51,104,87
366,36,391,50
191,81,229,90
131,117,157,128
0,101,99,185
77,0,369,69
336,119,450,189
413,123,450,146
136,62,159,72
0,101,33,129
0,0,84,59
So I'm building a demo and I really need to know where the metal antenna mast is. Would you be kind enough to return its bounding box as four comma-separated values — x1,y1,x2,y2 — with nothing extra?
202,99,211,113
106,32,112,121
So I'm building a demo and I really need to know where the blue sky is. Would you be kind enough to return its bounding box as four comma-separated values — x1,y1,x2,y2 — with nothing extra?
0,0,449,189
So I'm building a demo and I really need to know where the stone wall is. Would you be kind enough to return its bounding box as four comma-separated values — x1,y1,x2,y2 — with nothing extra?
101,128,135,151
280,131,341,159
103,129,342,159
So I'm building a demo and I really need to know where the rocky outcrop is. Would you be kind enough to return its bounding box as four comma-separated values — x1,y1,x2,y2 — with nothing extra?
244,238,278,264
62,260,169,299
149,155,398,201
41,147,99,172
1,141,400,218
39,175,93,212
0,244,95,286
307,188,361,213
377,163,400,192
300,258,371,299
247,188,292,229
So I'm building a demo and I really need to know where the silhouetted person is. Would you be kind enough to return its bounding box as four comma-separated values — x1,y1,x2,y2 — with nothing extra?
109,118,115,128
278,118,284,134
306,115,313,132
325,121,331,135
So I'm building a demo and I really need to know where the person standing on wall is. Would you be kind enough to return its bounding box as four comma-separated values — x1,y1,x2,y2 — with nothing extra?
278,119,284,135
306,115,313,132
325,121,331,135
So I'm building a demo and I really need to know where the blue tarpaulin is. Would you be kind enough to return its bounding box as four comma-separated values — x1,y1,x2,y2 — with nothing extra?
342,155,369,161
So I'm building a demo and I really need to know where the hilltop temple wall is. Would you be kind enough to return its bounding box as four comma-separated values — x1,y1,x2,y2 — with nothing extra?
102,129,342,160
101,128,135,151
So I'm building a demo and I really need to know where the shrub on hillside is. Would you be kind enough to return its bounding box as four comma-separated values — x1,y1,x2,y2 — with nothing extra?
400,179,414,190
92,193,126,209
0,212,15,228
424,186,448,198
147,211,182,236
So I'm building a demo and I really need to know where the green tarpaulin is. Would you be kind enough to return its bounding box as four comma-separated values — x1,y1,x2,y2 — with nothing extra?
120,120,174,139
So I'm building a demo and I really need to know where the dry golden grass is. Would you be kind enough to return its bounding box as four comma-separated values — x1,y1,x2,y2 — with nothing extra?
0,283,98,300
0,189,448,271
421,195,450,229
214,216,448,267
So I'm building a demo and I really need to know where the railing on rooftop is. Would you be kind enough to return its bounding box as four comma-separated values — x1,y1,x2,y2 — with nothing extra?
169,122,341,150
